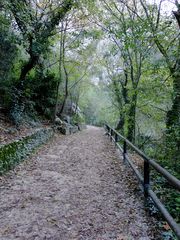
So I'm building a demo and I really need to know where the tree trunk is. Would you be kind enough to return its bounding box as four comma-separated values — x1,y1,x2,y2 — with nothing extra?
53,81,61,123
166,5,180,129
166,66,180,169
116,115,125,133
10,55,38,125
116,71,128,134
58,20,68,116
166,60,180,129
12,54,38,99
53,22,64,123
127,93,137,143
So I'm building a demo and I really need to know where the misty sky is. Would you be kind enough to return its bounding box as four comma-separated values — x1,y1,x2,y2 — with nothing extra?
148,0,176,14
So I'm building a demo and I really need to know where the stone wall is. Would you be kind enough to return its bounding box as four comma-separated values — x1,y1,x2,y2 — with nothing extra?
0,128,54,175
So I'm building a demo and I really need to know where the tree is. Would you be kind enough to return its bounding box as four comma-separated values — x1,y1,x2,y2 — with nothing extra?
96,0,152,142
7,0,75,124
0,2,18,108
132,0,180,166
137,0,180,131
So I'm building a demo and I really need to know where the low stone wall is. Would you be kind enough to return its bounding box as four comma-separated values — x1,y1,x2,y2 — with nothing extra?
0,128,54,175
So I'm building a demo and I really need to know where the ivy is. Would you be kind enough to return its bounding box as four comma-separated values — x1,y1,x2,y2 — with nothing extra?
0,128,54,175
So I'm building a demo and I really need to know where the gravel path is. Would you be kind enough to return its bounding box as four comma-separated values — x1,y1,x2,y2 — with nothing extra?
0,126,159,240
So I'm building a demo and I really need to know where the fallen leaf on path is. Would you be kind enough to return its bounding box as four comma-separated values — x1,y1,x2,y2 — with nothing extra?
163,223,171,230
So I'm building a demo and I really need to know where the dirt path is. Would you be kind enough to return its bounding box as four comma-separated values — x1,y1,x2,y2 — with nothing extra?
0,126,159,240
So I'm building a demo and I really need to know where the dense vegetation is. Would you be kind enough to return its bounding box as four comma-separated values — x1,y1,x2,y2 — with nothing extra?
0,0,179,235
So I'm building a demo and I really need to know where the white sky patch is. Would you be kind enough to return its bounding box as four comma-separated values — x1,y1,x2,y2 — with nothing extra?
147,0,176,15
91,77,100,85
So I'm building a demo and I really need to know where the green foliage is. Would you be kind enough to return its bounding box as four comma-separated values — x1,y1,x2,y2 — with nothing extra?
2,0,76,124
164,125,180,172
0,1,179,237
0,128,54,175
151,169,180,226
79,82,118,126
71,113,85,125
0,12,18,108
27,69,58,118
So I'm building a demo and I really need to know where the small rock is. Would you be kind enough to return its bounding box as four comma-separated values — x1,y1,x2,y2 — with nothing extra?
55,117,63,125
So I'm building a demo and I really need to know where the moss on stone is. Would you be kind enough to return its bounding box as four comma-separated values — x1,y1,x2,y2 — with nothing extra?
0,128,54,174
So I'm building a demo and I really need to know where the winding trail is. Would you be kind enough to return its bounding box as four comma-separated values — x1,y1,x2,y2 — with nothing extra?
0,126,159,240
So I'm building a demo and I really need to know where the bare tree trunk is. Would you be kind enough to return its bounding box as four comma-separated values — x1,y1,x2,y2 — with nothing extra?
53,22,64,123
59,20,69,116
116,116,125,131
127,92,137,143
53,81,61,123
116,75,128,133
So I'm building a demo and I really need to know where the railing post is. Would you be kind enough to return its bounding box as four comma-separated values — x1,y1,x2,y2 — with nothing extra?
110,129,113,141
106,125,110,136
107,125,109,135
144,160,150,197
123,140,127,162
115,133,118,143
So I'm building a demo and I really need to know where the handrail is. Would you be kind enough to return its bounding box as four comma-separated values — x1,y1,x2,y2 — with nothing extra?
107,126,180,191
105,124,180,239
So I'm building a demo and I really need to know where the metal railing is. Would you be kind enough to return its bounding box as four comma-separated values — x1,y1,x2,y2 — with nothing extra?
105,124,180,239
